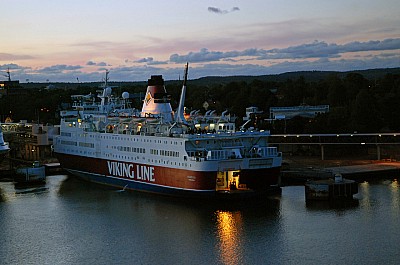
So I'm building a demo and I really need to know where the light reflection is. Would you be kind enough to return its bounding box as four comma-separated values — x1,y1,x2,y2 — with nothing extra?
360,180,370,190
215,210,244,265
390,179,399,211
391,179,398,188
0,187,5,202
359,181,371,209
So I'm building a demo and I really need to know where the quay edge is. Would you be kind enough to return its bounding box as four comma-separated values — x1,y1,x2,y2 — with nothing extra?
281,158,400,184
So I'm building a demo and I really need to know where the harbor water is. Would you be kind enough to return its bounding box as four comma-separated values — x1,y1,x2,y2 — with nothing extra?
1,175,399,265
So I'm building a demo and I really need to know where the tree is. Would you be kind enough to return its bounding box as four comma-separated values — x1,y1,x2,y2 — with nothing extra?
351,89,381,132
327,75,346,107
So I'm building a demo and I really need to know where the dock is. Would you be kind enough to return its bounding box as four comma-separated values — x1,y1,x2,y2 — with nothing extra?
305,177,358,201
0,159,64,180
325,162,400,179
281,158,400,184
270,133,400,161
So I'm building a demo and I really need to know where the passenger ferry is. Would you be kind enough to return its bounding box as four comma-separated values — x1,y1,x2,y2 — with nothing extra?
53,64,282,198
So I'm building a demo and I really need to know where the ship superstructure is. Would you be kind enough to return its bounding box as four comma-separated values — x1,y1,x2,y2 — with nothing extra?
53,64,282,198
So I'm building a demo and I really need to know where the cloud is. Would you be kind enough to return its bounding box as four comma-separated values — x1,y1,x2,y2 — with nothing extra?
71,41,116,48
4,52,399,83
263,55,400,74
86,61,109,66
128,57,167,65
0,63,26,70
170,48,264,63
135,57,154,63
39,64,82,73
0,53,35,61
169,38,400,63
265,38,400,59
208,6,240,14
4,38,399,82
341,38,400,52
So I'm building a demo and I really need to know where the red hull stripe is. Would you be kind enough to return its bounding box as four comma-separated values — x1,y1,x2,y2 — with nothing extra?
71,168,215,192
56,153,281,193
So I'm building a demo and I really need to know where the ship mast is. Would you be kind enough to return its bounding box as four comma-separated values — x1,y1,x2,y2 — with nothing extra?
104,70,109,87
4,68,11,82
175,63,189,124
99,70,110,113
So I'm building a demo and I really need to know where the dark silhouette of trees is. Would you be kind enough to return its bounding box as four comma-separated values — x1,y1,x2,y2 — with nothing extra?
1,70,400,134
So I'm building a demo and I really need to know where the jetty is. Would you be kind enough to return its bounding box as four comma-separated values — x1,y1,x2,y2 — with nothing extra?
0,158,62,181
281,157,400,184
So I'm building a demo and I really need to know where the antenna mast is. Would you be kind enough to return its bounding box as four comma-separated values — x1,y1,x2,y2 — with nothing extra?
183,62,188,87
6,68,11,82
175,63,189,124
105,70,110,87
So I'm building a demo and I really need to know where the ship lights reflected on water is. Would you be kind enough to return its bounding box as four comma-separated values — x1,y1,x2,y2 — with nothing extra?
390,179,398,188
359,181,371,209
215,210,244,265
390,179,399,211
360,180,370,191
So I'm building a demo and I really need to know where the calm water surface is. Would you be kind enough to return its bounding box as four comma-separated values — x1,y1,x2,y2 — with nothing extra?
0,175,399,265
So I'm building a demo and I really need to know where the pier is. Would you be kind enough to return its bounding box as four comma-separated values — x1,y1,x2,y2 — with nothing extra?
270,133,400,161
281,157,400,185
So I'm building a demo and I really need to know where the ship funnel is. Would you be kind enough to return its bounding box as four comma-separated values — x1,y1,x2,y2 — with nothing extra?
141,75,173,122
175,63,189,125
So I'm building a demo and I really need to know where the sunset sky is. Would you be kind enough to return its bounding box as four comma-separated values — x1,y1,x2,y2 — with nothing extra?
1,0,399,82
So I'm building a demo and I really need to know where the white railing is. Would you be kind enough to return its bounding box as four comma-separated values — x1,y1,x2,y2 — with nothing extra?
257,147,279,157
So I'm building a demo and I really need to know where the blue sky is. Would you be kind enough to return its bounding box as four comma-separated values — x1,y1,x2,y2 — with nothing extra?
1,0,399,82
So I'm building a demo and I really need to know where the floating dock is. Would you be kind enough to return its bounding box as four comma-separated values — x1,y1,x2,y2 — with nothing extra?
0,159,63,181
305,175,358,201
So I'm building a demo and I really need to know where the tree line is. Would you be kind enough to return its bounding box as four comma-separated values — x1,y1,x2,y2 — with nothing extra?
1,70,399,134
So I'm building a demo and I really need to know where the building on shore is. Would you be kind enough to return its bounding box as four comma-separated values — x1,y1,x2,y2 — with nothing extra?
269,104,329,120
1,121,58,162
0,69,28,97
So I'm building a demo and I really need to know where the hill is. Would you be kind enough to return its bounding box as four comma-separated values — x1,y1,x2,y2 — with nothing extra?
17,67,400,89
189,67,400,86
